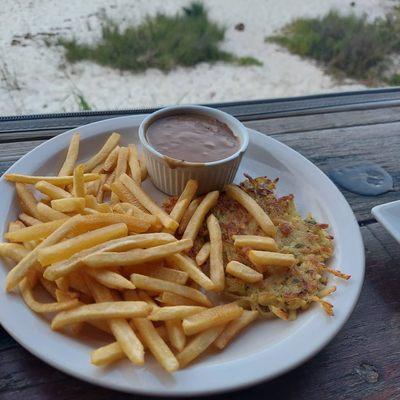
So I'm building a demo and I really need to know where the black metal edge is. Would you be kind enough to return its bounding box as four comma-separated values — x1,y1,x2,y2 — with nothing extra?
1,87,400,133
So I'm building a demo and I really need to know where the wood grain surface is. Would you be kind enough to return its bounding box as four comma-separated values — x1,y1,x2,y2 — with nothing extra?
0,95,399,400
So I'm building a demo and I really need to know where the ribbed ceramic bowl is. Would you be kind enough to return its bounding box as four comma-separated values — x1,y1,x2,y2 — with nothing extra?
138,105,249,195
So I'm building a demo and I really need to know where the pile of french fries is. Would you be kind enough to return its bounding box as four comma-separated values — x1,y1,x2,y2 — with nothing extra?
0,132,294,372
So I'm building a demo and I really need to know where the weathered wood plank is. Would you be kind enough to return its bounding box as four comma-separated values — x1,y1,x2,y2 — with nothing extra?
0,223,398,400
245,105,400,135
266,122,400,223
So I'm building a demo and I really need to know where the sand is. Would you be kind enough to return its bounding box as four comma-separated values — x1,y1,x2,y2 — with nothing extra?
0,0,393,116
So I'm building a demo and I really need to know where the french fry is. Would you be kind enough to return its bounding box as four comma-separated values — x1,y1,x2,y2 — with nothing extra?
195,242,210,266
4,218,67,242
103,170,116,192
177,196,203,236
116,201,158,227
37,202,69,221
182,303,243,336
112,203,126,214
110,180,148,213
96,203,112,213
129,264,188,285
5,216,81,291
147,266,188,285
0,243,29,262
135,290,159,309
73,164,86,197
15,183,43,220
51,301,150,330
149,306,206,321
103,145,120,172
225,184,276,237
119,174,178,231
248,250,296,272
84,239,192,268
38,223,128,266
55,289,82,334
35,180,72,200
9,220,26,230
214,310,258,349
58,132,80,176
233,235,278,251
157,291,203,307
84,276,144,365
165,319,186,352
51,197,85,213
128,144,141,183
84,194,97,209
96,174,108,203
132,317,179,372
5,173,100,186
207,214,224,291
177,324,226,368
91,325,168,366
18,213,41,226
84,132,121,172
114,147,129,179
182,191,219,243
130,274,212,307
82,207,100,215
166,254,214,291
110,147,129,204
91,342,125,366
67,212,150,234
43,233,175,280
139,154,147,181
85,268,135,290
226,260,263,283
7,221,39,251
19,277,79,313
68,271,92,298
168,179,198,232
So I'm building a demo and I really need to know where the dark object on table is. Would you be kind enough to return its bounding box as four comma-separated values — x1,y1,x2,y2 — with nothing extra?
328,162,393,196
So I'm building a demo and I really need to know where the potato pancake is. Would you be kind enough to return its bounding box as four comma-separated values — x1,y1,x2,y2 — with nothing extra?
164,175,350,319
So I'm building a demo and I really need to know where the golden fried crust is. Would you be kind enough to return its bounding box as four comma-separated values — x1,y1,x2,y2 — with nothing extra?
164,176,336,316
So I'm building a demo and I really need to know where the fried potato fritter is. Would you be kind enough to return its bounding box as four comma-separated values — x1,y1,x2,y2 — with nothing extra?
164,176,350,318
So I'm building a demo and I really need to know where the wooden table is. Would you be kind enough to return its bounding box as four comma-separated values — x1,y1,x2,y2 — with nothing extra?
1,89,400,400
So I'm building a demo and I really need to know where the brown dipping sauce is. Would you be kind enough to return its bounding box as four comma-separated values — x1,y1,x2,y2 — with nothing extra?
146,113,240,163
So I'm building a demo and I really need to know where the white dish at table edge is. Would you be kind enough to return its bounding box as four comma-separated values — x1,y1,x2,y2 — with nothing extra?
0,114,365,396
372,200,400,243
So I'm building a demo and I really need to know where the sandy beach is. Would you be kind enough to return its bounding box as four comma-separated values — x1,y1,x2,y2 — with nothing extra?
0,0,393,116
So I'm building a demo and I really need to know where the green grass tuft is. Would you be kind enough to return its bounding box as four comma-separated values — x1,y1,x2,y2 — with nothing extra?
387,73,400,86
59,2,261,72
236,56,263,66
75,93,91,111
267,10,400,82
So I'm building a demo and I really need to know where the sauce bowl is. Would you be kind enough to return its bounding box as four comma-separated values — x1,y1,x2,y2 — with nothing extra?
138,105,249,195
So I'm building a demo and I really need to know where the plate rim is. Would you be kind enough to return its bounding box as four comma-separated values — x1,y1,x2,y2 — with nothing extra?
0,115,365,396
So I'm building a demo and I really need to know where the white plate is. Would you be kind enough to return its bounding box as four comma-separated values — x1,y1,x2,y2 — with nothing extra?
372,200,400,243
0,115,364,396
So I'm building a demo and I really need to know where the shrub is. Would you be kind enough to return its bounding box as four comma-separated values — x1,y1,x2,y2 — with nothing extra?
59,2,261,72
268,10,400,81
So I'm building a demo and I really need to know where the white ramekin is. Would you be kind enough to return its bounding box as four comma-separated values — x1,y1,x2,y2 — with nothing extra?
138,105,249,196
